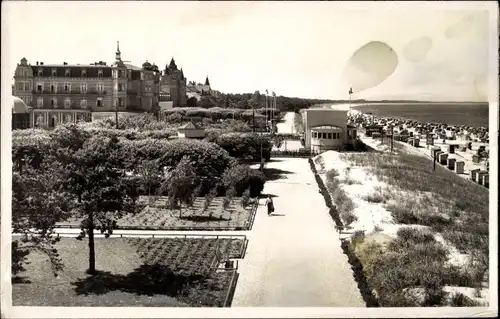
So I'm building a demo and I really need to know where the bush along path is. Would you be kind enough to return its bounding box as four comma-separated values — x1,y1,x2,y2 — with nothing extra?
308,158,379,307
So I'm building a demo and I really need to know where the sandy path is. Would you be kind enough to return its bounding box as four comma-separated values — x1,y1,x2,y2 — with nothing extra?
231,158,365,307
276,112,295,134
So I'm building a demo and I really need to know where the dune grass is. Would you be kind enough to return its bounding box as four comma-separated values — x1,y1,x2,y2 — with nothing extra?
338,151,489,307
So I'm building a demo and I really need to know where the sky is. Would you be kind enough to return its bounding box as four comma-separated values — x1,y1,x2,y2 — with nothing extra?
1,1,497,101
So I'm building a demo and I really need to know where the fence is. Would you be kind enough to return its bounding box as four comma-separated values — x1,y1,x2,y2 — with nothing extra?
271,150,320,158
52,231,248,244
223,269,240,307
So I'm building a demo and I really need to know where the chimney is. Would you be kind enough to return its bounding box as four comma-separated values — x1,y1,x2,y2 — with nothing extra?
40,62,44,65
63,62,67,65
36,61,39,65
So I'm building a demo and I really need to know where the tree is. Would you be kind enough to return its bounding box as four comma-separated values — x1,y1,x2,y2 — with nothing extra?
137,159,161,208
203,187,218,216
272,135,285,149
240,188,251,208
11,161,70,278
164,156,199,218
187,96,198,107
64,135,142,275
222,187,236,212
200,96,215,108
251,90,261,104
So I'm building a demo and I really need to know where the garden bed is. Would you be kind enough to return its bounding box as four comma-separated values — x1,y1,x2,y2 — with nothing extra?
311,150,489,307
56,196,258,231
12,236,246,307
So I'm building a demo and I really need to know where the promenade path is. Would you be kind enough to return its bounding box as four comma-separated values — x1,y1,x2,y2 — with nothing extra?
231,157,365,307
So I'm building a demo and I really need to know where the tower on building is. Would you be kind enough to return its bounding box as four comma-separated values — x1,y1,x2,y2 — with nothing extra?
115,41,121,61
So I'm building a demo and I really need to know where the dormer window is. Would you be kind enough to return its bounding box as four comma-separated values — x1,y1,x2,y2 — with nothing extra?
51,68,57,77
81,69,87,77
65,68,70,76
98,69,103,77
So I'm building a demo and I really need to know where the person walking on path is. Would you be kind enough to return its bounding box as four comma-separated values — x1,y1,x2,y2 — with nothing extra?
265,195,274,216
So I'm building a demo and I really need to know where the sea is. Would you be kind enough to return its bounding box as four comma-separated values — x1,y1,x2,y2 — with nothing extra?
350,102,489,128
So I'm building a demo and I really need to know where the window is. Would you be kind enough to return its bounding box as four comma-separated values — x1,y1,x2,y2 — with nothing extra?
97,69,103,77
97,83,104,92
38,68,43,76
24,82,30,91
50,83,57,93
64,98,71,108
51,68,57,77
25,96,32,106
35,115,44,126
118,84,124,91
37,97,44,107
118,97,124,107
80,83,87,93
64,83,71,92
80,99,87,108
51,97,57,107
327,132,332,139
65,68,70,76
81,69,87,77
312,132,317,138
97,97,103,107
36,83,43,92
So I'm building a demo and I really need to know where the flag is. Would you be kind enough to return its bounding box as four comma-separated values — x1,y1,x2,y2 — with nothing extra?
349,87,353,95
265,89,269,95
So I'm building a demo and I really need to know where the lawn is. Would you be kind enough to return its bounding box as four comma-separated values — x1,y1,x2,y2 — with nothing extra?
12,236,246,307
56,196,257,231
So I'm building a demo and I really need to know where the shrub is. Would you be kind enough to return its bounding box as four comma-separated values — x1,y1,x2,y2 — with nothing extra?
222,164,265,198
166,113,183,124
355,226,455,307
206,132,272,162
341,210,358,226
332,188,355,213
326,168,339,180
203,188,217,214
240,188,251,207
350,230,366,250
449,292,480,307
222,187,236,211
385,202,419,224
120,138,236,184
364,193,386,203
325,169,340,193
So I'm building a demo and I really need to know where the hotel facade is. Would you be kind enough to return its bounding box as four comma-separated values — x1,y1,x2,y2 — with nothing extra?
12,43,189,128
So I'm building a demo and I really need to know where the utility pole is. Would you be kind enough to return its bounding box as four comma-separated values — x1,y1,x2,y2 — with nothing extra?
252,104,255,133
115,104,119,129
391,125,394,153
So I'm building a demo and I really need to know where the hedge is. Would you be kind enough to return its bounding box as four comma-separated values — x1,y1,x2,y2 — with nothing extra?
205,132,272,162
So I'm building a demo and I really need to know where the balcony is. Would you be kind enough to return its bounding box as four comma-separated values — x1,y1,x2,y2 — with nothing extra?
32,89,107,95
86,89,107,95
